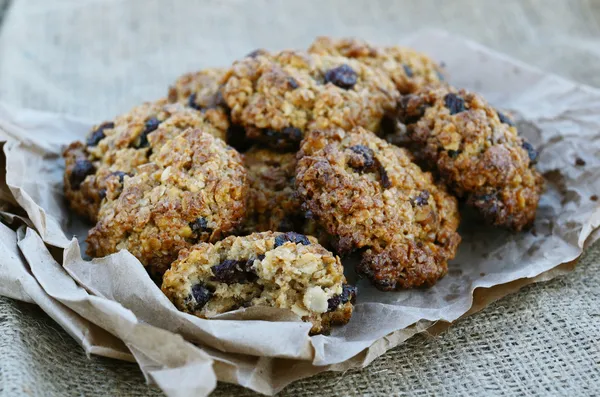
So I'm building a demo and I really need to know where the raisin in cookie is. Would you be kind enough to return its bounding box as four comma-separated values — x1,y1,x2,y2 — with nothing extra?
86,128,248,279
161,231,356,334
221,50,398,150
296,126,461,290
167,68,232,137
397,85,544,231
63,100,226,222
308,36,445,94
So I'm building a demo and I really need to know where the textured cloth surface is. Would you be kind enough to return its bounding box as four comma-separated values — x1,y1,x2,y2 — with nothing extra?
0,0,599,396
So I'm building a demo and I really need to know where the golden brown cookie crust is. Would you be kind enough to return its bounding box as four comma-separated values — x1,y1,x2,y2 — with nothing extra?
63,100,227,222
86,128,248,279
308,36,446,94
221,50,399,150
397,85,544,231
161,231,355,334
167,67,230,134
296,126,461,290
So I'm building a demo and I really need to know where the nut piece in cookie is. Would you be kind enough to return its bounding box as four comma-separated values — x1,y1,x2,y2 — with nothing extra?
397,85,544,231
221,50,398,150
86,128,248,280
161,231,355,334
63,100,226,222
308,36,446,94
296,126,461,290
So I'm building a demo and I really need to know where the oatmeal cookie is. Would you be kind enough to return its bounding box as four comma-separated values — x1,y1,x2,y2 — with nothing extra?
161,231,356,334
86,128,248,279
296,126,461,290
63,100,226,222
397,85,544,231
240,147,305,233
167,68,232,137
221,50,398,150
308,36,446,94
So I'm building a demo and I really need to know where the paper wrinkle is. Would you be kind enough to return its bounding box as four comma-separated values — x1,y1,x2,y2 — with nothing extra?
16,227,220,397
0,31,599,394
0,223,133,360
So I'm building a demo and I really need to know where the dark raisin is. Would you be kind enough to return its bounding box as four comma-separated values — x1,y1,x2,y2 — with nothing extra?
411,190,430,207
444,93,465,115
327,284,357,311
259,127,303,150
246,49,267,58
98,189,107,200
211,259,257,284
341,284,357,304
379,164,391,189
189,217,212,236
470,192,500,218
287,77,300,89
324,64,357,89
521,141,538,165
110,171,130,183
274,232,310,248
403,64,414,77
575,157,586,167
257,254,265,261
327,295,341,312
188,93,200,110
69,159,95,189
347,145,375,172
188,284,213,310
281,126,303,143
447,149,461,159
136,117,161,148
591,195,598,202
497,110,514,126
86,122,114,147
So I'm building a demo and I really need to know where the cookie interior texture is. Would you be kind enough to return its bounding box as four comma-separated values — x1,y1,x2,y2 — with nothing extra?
86,127,248,280
63,99,227,222
296,126,461,290
397,85,544,231
161,231,355,334
220,49,399,150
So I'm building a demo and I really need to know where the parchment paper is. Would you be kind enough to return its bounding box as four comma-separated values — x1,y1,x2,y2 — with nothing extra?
0,31,599,396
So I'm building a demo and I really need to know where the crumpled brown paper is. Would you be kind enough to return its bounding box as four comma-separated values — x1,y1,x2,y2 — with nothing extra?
0,31,599,396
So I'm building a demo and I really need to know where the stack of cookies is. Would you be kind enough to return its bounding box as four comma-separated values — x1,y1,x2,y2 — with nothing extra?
63,37,543,334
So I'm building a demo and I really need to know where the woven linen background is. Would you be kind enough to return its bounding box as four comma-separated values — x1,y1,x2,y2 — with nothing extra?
0,0,599,395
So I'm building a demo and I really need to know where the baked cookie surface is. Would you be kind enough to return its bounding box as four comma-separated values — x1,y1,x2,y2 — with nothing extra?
86,128,248,279
296,126,461,290
397,85,544,231
221,50,398,150
63,100,226,222
161,231,355,334
308,36,445,94
167,67,231,136
240,147,305,233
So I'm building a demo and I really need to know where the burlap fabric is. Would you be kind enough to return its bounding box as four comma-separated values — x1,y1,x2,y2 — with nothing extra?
0,0,599,395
